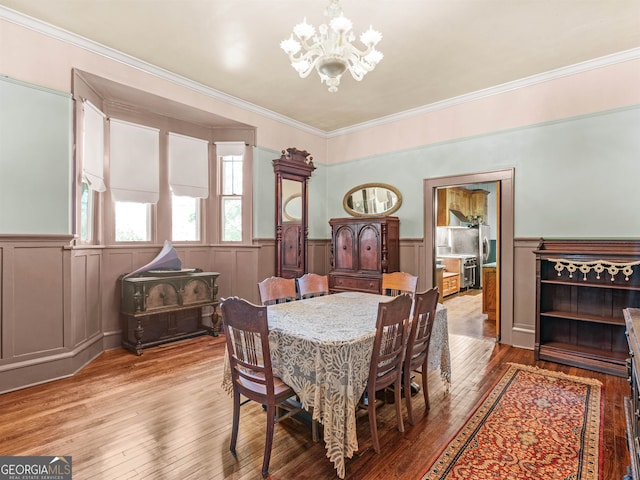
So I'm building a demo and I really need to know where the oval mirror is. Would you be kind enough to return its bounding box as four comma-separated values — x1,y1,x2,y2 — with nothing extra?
283,193,302,221
343,183,402,217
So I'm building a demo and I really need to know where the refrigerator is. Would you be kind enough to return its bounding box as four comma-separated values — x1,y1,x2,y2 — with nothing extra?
448,225,491,286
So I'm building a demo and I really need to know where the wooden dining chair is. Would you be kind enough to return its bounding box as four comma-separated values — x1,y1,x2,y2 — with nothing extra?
365,293,413,453
296,273,329,299
382,271,418,298
221,296,302,478
403,287,439,425
258,276,297,305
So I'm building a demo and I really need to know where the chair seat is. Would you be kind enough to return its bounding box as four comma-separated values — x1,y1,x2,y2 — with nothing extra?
237,375,295,399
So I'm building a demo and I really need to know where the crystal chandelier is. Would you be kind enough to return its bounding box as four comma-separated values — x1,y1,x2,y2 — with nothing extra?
280,0,383,93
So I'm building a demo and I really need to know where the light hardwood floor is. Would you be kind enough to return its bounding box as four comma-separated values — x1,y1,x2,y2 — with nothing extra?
0,296,630,479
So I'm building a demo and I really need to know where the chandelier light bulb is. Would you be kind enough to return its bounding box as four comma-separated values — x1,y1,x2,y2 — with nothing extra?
330,15,352,34
280,36,301,55
365,49,383,65
280,0,383,92
293,18,315,40
360,26,382,46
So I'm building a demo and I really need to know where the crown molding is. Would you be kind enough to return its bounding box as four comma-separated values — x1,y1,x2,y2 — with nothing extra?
328,47,640,137
0,6,326,138
2,6,638,139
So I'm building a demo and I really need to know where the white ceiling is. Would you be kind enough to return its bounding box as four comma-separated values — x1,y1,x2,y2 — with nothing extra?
2,0,640,132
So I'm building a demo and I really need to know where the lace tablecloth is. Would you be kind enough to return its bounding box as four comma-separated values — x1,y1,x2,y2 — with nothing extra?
222,291,450,478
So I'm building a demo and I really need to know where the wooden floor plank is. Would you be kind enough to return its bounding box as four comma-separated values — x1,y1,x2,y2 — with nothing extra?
0,292,630,479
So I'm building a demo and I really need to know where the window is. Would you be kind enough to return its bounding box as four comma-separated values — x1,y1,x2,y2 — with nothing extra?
172,193,200,241
216,141,245,242
115,201,151,241
109,118,159,242
220,153,243,241
80,100,105,242
80,181,93,242
168,133,208,242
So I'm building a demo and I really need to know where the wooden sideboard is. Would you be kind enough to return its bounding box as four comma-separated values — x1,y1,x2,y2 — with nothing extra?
328,216,399,294
625,308,640,480
120,270,219,355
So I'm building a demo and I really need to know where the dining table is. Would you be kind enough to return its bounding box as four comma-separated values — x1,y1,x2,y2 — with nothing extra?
221,291,451,479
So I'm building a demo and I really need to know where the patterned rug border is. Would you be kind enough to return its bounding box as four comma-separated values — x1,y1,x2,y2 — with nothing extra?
506,362,604,387
420,363,604,480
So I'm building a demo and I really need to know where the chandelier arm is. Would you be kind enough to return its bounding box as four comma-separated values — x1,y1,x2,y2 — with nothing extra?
298,57,322,78
344,44,375,58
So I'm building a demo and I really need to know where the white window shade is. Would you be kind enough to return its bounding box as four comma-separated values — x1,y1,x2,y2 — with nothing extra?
169,132,209,198
215,141,245,157
109,118,159,203
82,100,106,192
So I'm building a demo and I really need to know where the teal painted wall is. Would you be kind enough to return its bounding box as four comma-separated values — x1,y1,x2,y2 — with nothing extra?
0,77,73,234
311,106,640,239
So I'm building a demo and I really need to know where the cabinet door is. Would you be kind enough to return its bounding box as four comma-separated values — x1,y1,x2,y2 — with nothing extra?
182,278,211,305
334,225,356,270
470,190,488,218
358,224,380,271
450,188,470,213
146,283,179,311
282,223,302,272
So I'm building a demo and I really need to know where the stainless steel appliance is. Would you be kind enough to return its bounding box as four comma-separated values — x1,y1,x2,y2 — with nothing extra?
461,255,478,289
437,254,477,290
445,225,491,288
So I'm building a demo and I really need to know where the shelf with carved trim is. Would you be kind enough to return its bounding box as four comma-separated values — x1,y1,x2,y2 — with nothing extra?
535,239,640,377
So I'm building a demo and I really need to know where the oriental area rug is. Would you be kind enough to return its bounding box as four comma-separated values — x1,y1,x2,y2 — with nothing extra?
421,363,603,480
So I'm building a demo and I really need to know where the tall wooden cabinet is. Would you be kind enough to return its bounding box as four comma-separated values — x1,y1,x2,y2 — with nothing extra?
328,216,400,294
273,148,315,279
534,239,640,377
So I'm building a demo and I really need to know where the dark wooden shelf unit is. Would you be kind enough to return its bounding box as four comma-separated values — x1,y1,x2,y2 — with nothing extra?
328,216,399,295
534,239,640,377
624,308,640,480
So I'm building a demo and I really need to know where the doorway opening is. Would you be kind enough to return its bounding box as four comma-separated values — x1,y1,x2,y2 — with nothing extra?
423,169,514,344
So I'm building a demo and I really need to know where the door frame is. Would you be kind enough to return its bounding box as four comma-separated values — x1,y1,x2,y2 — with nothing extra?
423,168,514,345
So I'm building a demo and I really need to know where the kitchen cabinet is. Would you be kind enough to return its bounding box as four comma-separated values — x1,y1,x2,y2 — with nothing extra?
437,187,489,226
328,216,400,294
439,257,461,296
482,263,497,321
449,187,469,213
469,189,489,220
442,272,459,297
436,187,470,226
534,239,640,377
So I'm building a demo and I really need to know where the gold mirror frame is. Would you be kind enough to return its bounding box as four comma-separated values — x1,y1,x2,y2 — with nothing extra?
343,183,403,217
